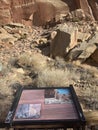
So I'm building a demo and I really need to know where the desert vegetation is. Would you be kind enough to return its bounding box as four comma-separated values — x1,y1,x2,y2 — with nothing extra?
0,0,98,129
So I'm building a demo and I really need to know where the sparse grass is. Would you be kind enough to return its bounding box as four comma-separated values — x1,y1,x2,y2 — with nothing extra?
0,78,13,122
84,110,98,126
17,52,47,72
0,63,11,76
0,79,12,96
36,67,80,87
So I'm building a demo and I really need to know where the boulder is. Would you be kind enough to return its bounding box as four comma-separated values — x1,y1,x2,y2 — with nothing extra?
78,43,97,62
66,9,86,21
66,32,98,62
10,0,37,24
50,24,78,58
77,32,91,42
73,9,85,20
0,26,17,45
33,1,56,26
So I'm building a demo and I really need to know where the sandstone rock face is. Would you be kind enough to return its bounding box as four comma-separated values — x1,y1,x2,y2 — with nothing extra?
91,49,98,64
75,0,94,20
11,0,36,24
0,0,98,26
0,0,11,25
50,24,78,58
88,0,98,21
0,0,69,26
75,0,98,21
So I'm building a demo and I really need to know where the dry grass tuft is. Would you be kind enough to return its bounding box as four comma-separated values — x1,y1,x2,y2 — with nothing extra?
36,68,80,87
17,52,47,72
0,79,12,96
84,111,98,125
0,78,13,122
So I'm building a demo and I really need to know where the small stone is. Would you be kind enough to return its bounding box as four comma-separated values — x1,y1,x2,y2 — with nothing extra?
16,68,25,74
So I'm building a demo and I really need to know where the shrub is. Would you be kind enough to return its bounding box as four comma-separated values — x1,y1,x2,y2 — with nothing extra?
36,68,80,87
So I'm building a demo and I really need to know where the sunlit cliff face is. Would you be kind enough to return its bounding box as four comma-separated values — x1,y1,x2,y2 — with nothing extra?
1,0,97,26
0,0,69,26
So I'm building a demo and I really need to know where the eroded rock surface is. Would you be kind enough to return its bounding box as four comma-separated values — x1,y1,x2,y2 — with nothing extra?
0,0,69,26
50,24,78,58
75,0,98,20
0,0,11,25
65,32,98,63
0,0,98,26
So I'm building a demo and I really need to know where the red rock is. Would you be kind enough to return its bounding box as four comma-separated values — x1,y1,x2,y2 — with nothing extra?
0,0,98,26
74,0,97,20
88,0,98,21
50,24,78,58
10,0,36,23
0,0,11,25
0,0,69,26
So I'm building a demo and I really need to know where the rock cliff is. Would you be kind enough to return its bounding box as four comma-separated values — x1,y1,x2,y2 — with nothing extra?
0,0,98,26
75,0,98,20
0,0,69,26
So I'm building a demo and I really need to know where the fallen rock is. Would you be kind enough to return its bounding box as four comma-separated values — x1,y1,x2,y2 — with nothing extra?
66,32,98,63
0,27,17,44
78,32,91,42
15,68,25,74
30,0,69,26
78,43,97,62
66,9,86,21
50,24,78,58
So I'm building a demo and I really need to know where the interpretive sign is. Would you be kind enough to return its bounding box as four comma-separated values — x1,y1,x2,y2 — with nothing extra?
5,86,86,129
